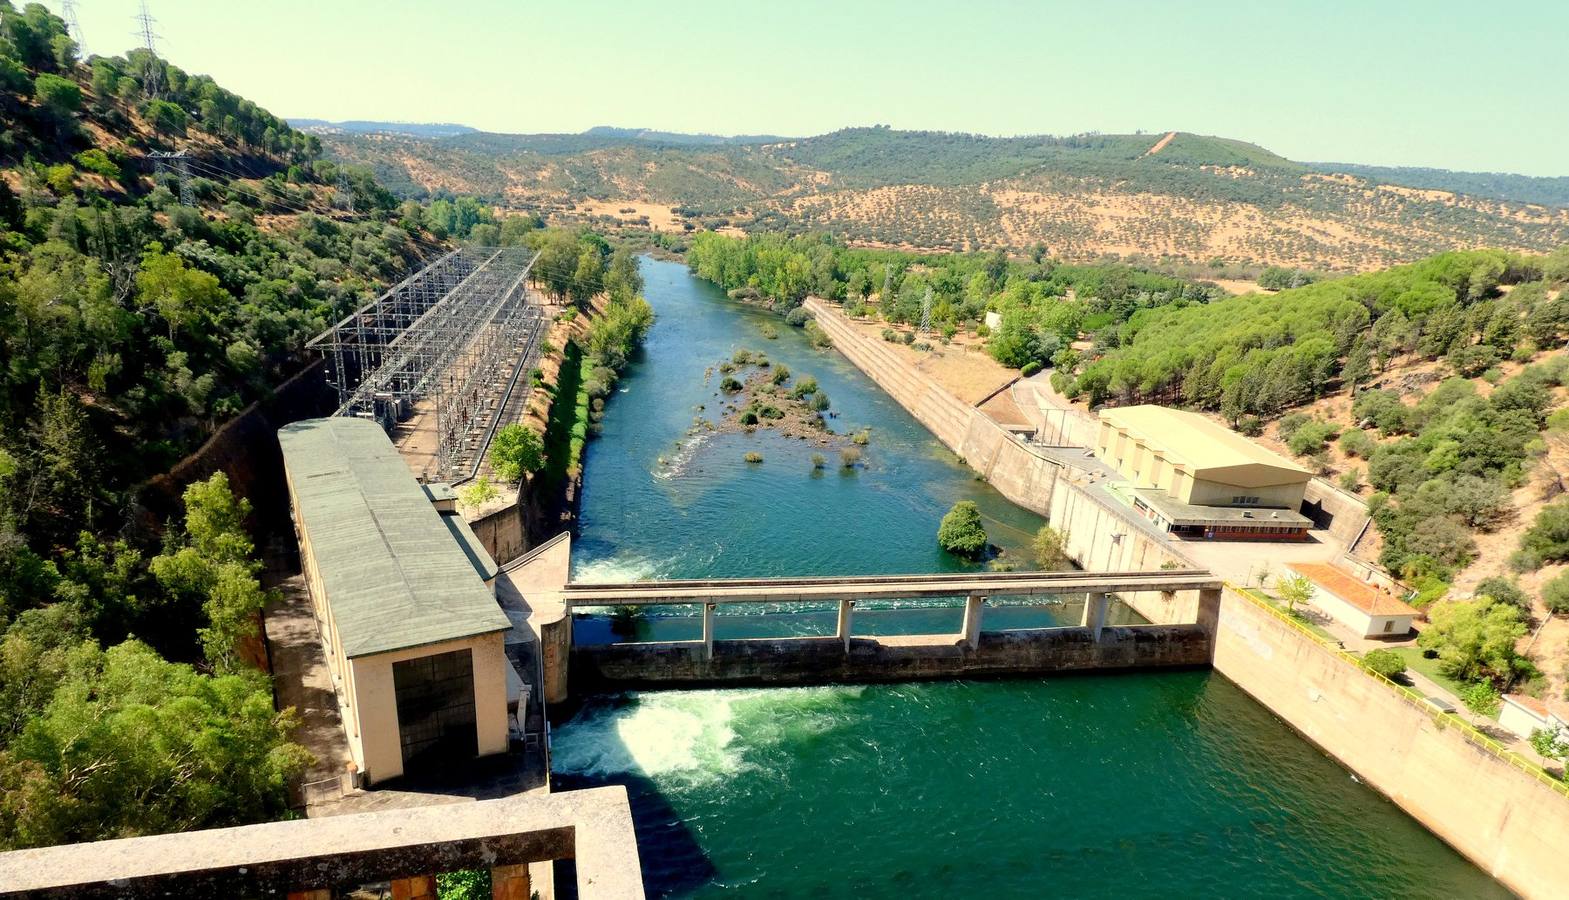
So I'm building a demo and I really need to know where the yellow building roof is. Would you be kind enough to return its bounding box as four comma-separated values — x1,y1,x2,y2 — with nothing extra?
1099,405,1311,486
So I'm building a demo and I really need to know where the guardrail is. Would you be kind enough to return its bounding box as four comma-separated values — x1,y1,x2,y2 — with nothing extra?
1227,582,1569,799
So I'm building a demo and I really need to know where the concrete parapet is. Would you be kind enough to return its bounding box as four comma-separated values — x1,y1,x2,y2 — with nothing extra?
0,787,644,900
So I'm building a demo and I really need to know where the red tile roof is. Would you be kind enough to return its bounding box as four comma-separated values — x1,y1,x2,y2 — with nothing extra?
1287,563,1418,617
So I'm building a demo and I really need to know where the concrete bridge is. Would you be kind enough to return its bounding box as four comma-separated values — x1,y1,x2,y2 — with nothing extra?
542,566,1224,691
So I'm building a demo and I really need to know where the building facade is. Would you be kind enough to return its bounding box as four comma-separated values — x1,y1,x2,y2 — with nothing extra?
1096,405,1314,540
1287,562,1417,638
280,418,514,786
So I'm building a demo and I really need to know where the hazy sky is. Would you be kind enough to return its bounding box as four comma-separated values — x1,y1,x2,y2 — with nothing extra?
54,0,1569,176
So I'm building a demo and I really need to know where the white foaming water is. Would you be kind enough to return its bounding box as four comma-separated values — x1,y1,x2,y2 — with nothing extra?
653,430,711,481
552,686,864,786
572,553,662,584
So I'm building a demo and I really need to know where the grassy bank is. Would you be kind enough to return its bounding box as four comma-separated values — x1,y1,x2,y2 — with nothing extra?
541,340,589,487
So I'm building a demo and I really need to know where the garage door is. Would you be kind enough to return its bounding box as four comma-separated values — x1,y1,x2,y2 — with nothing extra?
393,648,478,775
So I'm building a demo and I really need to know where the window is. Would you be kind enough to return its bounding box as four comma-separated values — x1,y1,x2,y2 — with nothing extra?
1231,495,1261,505
1383,620,1394,633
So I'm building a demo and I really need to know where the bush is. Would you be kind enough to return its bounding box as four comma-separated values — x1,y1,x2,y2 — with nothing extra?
811,392,831,412
791,377,819,399
739,410,759,425
459,476,499,509
851,430,871,445
1236,415,1264,437
743,451,763,464
760,323,779,340
937,500,988,558
1338,468,1363,493
811,453,826,470
771,364,791,385
1338,428,1375,458
1032,525,1070,569
1475,576,1531,615
784,308,810,327
882,328,899,342
899,331,915,345
720,376,743,393
1286,419,1339,456
1542,572,1569,616
1519,502,1569,569
1362,649,1407,679
840,447,862,468
1019,361,1042,377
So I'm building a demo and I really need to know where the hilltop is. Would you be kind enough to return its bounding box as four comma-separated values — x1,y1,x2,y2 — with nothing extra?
321,125,1569,271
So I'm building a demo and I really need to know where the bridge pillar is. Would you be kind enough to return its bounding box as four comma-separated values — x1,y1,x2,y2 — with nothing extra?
703,603,716,660
960,595,984,649
491,863,531,900
837,599,855,652
1083,592,1110,641
391,875,436,900
1196,587,1223,656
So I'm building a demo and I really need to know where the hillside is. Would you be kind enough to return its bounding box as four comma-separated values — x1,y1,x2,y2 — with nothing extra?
321,126,1569,271
0,5,452,849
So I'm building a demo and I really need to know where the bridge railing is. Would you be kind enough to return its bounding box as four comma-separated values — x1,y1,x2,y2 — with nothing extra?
563,570,1222,657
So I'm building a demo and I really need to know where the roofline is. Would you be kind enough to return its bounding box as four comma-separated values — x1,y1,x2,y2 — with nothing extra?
345,625,512,660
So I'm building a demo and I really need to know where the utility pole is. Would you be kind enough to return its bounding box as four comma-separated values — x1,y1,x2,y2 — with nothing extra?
135,1,161,98
150,150,194,206
60,0,85,57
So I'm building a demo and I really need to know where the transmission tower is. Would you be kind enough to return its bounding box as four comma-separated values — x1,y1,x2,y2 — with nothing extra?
150,150,193,205
135,1,161,98
880,267,893,309
335,171,355,214
60,0,85,56
918,285,933,335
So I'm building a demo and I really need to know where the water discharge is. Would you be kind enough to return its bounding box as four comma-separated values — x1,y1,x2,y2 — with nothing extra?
554,258,1508,898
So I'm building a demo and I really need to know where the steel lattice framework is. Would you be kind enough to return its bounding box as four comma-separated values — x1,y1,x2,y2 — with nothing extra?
307,246,543,481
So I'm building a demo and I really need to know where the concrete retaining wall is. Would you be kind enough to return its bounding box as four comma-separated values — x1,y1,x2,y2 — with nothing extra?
805,299,1059,517
1207,587,1569,899
572,625,1210,689
1302,478,1371,544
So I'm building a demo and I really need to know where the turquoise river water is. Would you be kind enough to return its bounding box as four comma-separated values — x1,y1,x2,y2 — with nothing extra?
551,258,1507,898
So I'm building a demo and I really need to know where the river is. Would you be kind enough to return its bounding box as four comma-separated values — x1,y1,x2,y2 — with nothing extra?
552,257,1506,898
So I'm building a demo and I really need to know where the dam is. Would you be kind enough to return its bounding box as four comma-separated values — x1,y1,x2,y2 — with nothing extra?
545,258,1515,898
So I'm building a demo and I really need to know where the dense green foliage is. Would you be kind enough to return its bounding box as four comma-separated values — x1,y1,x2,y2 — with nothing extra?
1416,596,1529,684
687,231,1215,370
488,423,544,483
1361,648,1407,679
0,473,305,849
936,501,988,558
0,16,453,848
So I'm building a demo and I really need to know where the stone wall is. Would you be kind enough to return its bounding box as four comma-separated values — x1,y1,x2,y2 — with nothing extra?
572,625,1210,689
1207,587,1569,899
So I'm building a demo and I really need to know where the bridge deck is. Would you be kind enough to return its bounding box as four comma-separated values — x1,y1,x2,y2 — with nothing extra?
562,569,1220,607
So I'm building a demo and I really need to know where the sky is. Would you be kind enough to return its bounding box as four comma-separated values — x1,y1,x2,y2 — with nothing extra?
53,0,1569,176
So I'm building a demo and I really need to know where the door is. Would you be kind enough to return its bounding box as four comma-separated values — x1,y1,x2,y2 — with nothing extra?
393,648,478,776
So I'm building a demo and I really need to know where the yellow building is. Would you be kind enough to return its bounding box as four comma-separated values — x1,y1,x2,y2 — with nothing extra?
280,418,513,786
1096,405,1314,540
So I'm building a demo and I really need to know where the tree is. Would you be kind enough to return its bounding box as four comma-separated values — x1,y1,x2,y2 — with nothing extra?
1274,574,1314,614
0,641,308,850
936,501,987,558
1417,597,1527,683
144,99,188,135
1459,681,1502,717
1519,502,1569,570
489,424,544,483
1530,726,1569,765
137,248,229,338
32,73,80,131
1032,525,1071,570
1362,649,1407,679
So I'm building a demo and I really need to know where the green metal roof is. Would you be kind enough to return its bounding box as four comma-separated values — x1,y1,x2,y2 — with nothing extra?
278,418,511,658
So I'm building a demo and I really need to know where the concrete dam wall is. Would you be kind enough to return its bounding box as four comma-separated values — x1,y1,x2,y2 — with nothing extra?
803,297,1569,899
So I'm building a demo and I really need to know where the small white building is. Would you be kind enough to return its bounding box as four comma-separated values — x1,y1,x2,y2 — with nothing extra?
1287,562,1417,638
1500,694,1569,742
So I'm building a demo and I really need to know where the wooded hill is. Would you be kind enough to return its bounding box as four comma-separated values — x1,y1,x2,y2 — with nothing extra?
318,125,1569,271
0,1,456,848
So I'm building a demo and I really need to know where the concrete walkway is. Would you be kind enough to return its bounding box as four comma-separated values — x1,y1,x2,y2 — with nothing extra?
262,578,354,794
